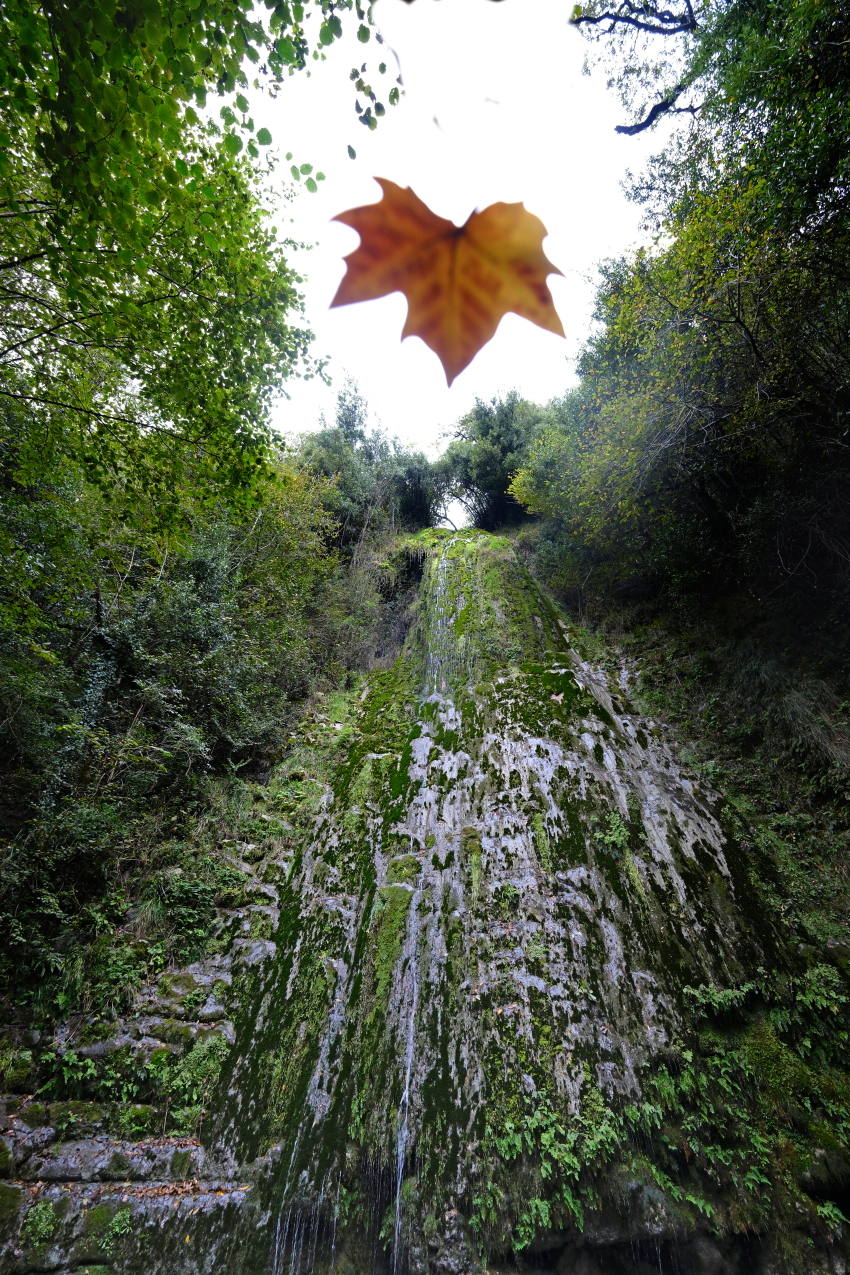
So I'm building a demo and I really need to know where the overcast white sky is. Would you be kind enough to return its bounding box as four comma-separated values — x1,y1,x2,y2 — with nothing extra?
257,0,662,456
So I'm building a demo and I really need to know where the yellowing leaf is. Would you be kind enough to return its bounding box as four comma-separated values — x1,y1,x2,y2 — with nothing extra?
331,178,564,385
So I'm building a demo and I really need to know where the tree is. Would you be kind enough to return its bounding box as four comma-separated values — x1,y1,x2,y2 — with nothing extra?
298,385,441,552
495,0,850,604
573,0,850,233
0,443,338,993
441,392,546,530
0,1,396,506
511,202,850,600
1,126,313,507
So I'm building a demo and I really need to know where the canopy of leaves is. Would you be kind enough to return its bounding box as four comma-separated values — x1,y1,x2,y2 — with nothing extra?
0,375,444,1002
575,0,850,234
0,440,339,984
0,0,396,508
496,0,849,607
2,121,314,507
0,0,412,1004
0,0,391,237
511,203,850,602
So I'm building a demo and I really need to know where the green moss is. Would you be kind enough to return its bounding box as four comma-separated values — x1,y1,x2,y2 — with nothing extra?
525,935,548,967
83,1202,122,1237
147,1045,173,1069
493,882,520,918
105,1150,133,1178
82,1202,132,1257
20,1100,50,1126
157,971,199,1000
170,1147,194,1177
386,855,421,886
462,828,483,907
49,1100,104,1138
372,884,413,1009
0,1044,33,1091
0,1181,23,1226
623,848,648,904
741,1019,811,1108
248,910,275,940
109,1103,155,1139
155,1019,196,1047
531,811,551,871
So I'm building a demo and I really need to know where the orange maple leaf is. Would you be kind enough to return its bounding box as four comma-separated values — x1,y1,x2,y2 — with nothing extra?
330,178,564,385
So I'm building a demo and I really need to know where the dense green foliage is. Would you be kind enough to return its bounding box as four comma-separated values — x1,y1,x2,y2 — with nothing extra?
2,127,312,504
439,392,545,530
0,0,417,1015
299,382,444,553
0,451,332,999
0,379,441,1011
511,210,850,604
508,0,850,612
574,0,849,236
0,0,391,227
0,0,395,505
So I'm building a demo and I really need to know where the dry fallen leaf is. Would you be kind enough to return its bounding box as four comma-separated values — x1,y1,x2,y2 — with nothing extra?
331,178,564,385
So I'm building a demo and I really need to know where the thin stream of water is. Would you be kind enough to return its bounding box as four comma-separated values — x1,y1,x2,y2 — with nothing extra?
391,885,423,1275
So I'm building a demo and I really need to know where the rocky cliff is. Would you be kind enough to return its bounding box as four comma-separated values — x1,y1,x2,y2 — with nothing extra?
2,531,848,1274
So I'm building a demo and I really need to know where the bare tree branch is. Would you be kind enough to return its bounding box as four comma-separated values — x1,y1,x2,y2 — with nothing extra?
614,85,699,134
572,0,698,37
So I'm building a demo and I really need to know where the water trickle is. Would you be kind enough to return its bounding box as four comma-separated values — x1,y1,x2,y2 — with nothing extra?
53,531,799,1275
391,884,423,1275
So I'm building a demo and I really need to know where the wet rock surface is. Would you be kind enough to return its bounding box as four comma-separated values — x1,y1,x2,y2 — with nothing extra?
2,532,848,1274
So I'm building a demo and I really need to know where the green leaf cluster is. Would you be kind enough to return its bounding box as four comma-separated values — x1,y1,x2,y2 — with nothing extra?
0,0,393,235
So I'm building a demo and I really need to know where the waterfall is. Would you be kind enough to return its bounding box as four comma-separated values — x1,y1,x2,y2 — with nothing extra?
8,531,841,1275
391,883,422,1275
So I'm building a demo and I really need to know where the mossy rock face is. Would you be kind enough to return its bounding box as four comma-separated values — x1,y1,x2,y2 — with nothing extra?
155,1019,196,1047
108,1103,157,1139
18,1100,50,1126
247,910,275,940
0,1138,12,1178
386,854,422,886
82,1201,122,1237
7,533,848,1275
170,1148,194,1177
192,533,836,1274
48,1101,105,1138
157,972,202,1003
76,1020,120,1048
70,1201,134,1264
0,1181,23,1226
104,1150,133,1179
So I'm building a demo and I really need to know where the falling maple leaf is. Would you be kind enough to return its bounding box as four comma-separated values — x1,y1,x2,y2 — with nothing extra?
331,178,564,385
